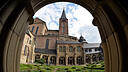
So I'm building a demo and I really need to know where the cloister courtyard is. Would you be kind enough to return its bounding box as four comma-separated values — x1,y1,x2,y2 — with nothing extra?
20,60,104,72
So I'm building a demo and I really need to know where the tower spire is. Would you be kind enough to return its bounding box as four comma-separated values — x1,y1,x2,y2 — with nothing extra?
59,8,68,36
61,8,67,19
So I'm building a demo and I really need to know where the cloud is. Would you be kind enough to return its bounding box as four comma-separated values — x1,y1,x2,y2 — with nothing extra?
34,2,101,43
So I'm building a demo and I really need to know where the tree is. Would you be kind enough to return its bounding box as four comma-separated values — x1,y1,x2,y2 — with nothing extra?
36,58,45,65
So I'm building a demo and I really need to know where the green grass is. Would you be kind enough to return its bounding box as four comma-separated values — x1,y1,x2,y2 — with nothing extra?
20,61,104,72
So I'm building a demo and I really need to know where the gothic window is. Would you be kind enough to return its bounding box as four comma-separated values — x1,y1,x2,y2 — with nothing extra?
85,49,88,52
77,46,81,52
89,49,92,52
35,55,40,62
27,38,29,43
29,40,31,44
45,39,49,49
86,55,91,63
98,48,101,51
35,26,39,34
92,55,97,62
69,46,73,52
59,57,65,65
50,56,56,64
77,56,83,65
59,46,62,52
63,46,66,52
24,45,27,56
68,57,74,65
95,48,98,51
42,55,48,64
31,26,35,32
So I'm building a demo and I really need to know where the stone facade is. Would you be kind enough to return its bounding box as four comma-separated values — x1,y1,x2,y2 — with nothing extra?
20,30,36,64
28,9,103,65
1,0,128,72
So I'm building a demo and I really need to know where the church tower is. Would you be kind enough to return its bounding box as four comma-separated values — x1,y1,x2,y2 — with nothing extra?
59,9,68,36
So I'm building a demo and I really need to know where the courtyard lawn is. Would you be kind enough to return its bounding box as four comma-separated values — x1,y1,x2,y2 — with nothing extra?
20,61,104,72
20,64,104,72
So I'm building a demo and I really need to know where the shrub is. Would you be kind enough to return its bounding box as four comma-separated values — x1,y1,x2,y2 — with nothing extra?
84,71,88,72
67,69,72,72
36,58,45,65
81,67,86,70
71,67,76,69
76,68,81,71
91,64,96,68
84,66,87,68
40,69,46,72
46,67,51,70
64,68,69,70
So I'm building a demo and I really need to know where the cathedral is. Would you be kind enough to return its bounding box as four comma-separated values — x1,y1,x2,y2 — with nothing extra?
20,9,103,65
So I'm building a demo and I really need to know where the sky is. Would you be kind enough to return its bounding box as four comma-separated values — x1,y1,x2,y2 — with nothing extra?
33,2,101,43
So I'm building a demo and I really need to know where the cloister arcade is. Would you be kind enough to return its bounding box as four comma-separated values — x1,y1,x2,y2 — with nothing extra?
0,0,128,72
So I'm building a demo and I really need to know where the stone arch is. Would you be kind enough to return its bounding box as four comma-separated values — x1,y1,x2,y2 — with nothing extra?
35,55,40,62
50,56,56,65
59,56,65,65
77,56,83,65
42,55,48,64
86,55,91,64
92,54,97,63
98,53,104,61
68,56,74,65
0,0,128,72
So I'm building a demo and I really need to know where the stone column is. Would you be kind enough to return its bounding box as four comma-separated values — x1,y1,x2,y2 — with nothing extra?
74,47,77,65
56,56,59,65
96,54,99,62
65,55,68,65
74,55,77,65
84,54,86,65
48,55,50,65
65,46,68,65
102,43,109,72
90,55,93,64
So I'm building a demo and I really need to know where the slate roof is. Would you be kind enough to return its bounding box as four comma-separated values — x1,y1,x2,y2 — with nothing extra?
35,48,57,54
61,9,67,19
83,43,101,48
57,40,81,44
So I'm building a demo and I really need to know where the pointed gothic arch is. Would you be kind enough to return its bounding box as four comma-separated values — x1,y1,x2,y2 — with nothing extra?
0,0,128,72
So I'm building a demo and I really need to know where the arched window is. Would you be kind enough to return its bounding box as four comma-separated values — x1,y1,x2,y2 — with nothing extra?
89,49,92,52
59,46,62,52
29,40,31,44
24,45,27,56
68,57,74,65
35,26,39,34
59,57,65,65
77,46,81,52
92,55,97,62
63,46,66,52
35,55,40,62
31,26,35,32
85,49,88,52
50,56,56,65
95,48,98,51
42,55,48,64
45,39,49,49
86,55,91,64
77,56,83,65
69,46,73,52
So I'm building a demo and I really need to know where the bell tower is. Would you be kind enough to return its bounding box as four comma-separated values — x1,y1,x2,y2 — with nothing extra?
59,9,68,36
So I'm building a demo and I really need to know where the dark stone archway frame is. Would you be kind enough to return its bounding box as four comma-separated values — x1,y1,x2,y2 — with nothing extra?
0,0,128,72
